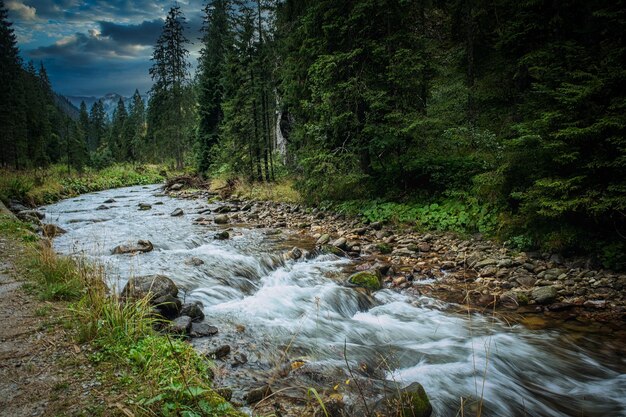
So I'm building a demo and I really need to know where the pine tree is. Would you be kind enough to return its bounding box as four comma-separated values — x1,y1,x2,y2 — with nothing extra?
89,100,106,151
78,101,90,155
147,5,193,169
125,89,146,160
109,97,128,161
197,0,230,175
0,0,26,168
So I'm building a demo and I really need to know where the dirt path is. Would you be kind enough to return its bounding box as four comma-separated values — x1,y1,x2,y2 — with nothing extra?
0,237,118,417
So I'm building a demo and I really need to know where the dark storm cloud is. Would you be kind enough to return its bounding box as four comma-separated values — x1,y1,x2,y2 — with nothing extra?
29,30,151,66
99,19,163,46
13,0,205,96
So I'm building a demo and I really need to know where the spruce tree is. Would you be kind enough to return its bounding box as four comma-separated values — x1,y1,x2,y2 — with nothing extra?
89,100,106,151
197,0,230,175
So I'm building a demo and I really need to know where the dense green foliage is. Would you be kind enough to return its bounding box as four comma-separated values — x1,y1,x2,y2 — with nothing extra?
192,0,626,266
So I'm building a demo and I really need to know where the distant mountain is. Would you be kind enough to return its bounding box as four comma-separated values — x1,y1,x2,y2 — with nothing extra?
67,93,147,120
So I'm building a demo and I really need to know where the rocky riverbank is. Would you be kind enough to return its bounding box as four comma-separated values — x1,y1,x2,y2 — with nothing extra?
166,184,626,331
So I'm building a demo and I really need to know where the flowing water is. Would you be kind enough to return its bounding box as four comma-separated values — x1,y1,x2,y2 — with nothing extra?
43,185,626,416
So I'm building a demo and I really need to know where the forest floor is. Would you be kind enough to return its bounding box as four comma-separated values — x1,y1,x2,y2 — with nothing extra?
0,234,124,417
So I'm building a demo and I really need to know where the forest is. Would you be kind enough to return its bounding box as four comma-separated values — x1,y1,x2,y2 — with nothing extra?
1,0,625,269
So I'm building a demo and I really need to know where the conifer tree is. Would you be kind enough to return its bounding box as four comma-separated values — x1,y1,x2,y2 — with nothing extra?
89,100,106,151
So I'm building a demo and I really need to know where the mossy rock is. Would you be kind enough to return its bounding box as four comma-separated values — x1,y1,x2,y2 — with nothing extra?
377,382,432,417
321,244,345,257
347,271,381,291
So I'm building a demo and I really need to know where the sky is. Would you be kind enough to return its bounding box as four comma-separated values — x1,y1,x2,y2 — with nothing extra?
6,0,205,97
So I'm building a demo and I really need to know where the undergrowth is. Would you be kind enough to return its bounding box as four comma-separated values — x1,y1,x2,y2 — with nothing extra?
0,163,168,206
0,215,241,416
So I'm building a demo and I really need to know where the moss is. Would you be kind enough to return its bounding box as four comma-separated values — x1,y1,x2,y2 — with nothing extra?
348,271,381,291
376,243,393,254
321,244,345,257
381,382,432,417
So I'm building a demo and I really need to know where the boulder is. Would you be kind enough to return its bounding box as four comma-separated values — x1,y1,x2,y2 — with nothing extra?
531,286,558,305
103,198,116,204
180,301,205,322
169,183,184,191
153,294,182,319
96,205,110,210
214,231,230,240
185,257,205,266
377,382,432,417
138,203,152,210
169,315,193,335
112,239,153,255
284,247,303,261
190,323,218,338
316,234,330,245
332,237,348,250
347,271,381,291
170,208,184,217
122,274,178,301
418,242,432,252
42,223,66,238
214,214,229,224
320,244,345,257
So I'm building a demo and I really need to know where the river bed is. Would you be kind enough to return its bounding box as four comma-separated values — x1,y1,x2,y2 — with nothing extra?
42,185,626,416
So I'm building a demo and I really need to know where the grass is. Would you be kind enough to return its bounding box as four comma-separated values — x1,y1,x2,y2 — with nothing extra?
0,163,168,207
0,214,243,417
211,177,303,204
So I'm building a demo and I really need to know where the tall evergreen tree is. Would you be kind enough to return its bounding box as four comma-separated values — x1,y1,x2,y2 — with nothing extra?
197,0,230,175
147,5,193,169
89,100,106,151
125,89,146,160
0,0,26,168
109,97,128,161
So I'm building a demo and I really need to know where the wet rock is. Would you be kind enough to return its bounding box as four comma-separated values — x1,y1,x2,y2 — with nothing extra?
285,247,303,261
180,301,205,322
169,315,193,335
42,223,66,238
531,286,558,305
96,205,109,210
321,244,345,257
138,203,152,210
122,274,178,301
171,208,184,216
377,382,432,417
153,294,181,319
232,352,248,366
103,198,116,204
332,237,348,250
347,271,381,291
244,385,272,404
209,345,231,359
547,302,575,311
112,239,153,255
214,231,230,240
215,205,231,213
190,323,218,337
214,214,229,224
185,257,204,266
169,183,184,191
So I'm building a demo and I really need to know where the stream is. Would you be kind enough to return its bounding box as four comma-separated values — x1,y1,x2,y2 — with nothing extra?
42,185,626,416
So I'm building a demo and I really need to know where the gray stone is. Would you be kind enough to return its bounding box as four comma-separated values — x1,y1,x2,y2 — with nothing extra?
122,274,178,301
209,345,231,359
180,301,205,322
190,323,218,337
516,275,537,288
475,258,497,268
138,203,152,210
170,315,193,335
171,208,184,216
153,294,181,319
112,239,153,255
332,237,348,250
214,214,229,224
531,286,558,305
214,231,230,240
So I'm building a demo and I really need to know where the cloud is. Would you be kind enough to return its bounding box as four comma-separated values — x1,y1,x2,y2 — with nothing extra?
6,1,38,20
28,29,152,66
99,19,163,46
